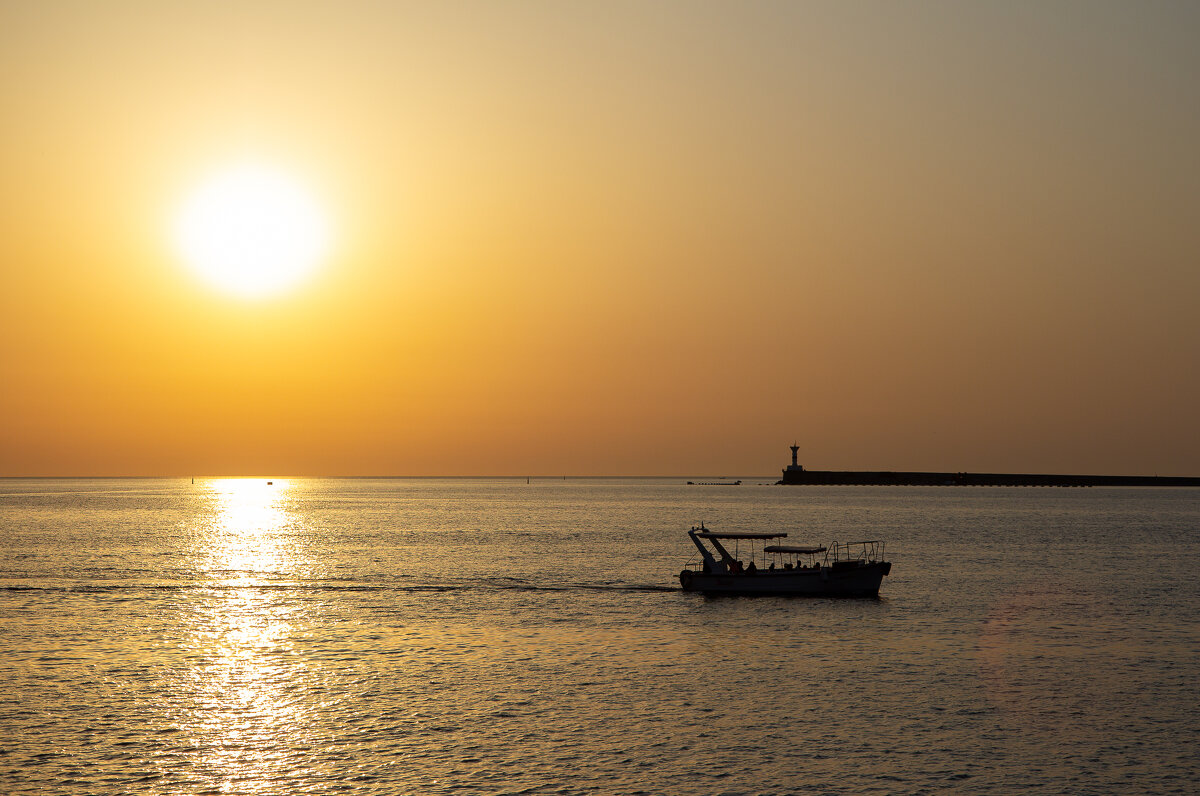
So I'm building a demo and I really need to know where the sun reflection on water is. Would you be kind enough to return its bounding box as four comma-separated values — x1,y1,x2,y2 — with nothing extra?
203,479,293,583
177,478,318,792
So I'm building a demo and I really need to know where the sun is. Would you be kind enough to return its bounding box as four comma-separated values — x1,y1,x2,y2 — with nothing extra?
173,163,332,298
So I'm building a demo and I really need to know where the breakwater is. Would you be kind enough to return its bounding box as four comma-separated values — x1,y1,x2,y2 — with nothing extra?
777,469,1200,487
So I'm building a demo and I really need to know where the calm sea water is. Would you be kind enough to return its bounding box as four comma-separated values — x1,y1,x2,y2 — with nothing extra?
1,478,1197,795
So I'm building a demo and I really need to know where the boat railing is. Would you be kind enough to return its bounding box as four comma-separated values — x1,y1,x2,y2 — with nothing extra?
825,540,885,565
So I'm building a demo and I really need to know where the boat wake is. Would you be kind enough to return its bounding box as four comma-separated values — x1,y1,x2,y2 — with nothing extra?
0,579,679,595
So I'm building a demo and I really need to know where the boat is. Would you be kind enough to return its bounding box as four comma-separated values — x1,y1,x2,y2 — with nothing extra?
678,523,891,596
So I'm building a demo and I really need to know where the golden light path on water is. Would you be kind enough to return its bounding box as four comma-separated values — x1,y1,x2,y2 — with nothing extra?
202,479,294,581
180,479,313,793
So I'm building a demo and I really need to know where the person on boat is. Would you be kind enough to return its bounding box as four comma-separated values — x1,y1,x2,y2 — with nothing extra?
746,560,757,573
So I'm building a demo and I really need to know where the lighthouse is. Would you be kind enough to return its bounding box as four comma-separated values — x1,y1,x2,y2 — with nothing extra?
784,442,804,474
778,442,807,483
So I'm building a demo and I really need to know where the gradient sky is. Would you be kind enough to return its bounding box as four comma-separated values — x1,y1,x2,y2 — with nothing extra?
2,1,1198,477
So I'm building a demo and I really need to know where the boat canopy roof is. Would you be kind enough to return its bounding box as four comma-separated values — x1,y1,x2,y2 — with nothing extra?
694,531,787,540
764,544,827,555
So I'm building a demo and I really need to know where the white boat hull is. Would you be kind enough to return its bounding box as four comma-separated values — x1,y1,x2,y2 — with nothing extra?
679,561,890,596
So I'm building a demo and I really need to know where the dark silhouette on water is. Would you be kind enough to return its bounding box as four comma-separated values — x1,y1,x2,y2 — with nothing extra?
777,444,1200,487
678,523,890,595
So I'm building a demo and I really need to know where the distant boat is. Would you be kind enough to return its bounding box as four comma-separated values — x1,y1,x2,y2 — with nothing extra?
686,480,741,486
678,523,890,596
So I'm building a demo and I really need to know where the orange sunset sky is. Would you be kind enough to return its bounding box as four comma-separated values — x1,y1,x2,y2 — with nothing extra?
2,2,1198,477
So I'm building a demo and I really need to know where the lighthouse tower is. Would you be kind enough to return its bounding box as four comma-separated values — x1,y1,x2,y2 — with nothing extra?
784,442,804,474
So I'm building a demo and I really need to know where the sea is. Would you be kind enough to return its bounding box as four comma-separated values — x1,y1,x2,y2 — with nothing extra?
1,477,1197,795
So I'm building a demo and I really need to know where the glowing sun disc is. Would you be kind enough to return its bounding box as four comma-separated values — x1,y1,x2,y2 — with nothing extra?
174,163,331,298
